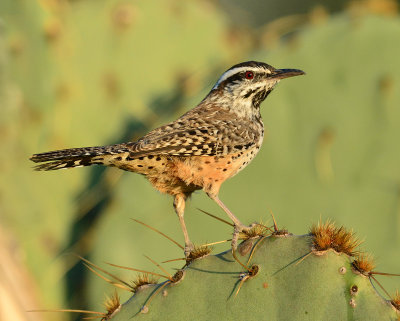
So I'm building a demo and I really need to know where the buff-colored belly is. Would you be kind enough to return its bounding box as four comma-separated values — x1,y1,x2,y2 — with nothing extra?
105,146,260,196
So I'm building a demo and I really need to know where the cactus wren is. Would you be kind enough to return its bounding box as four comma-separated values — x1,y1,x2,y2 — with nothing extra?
30,61,305,256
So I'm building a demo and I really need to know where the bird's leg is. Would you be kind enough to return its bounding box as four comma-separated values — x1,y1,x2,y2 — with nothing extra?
173,194,194,257
207,193,256,251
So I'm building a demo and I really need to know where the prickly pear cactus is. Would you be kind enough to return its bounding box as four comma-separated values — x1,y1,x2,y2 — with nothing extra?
90,222,400,320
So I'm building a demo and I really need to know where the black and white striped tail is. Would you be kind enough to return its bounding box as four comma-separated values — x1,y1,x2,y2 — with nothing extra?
29,144,129,171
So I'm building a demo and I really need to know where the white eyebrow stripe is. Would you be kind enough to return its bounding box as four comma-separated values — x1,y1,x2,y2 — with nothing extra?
212,66,270,89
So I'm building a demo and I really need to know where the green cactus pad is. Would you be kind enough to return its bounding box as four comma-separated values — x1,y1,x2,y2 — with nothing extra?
109,234,398,320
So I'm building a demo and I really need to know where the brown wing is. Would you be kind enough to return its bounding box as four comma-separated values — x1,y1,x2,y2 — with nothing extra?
124,106,262,157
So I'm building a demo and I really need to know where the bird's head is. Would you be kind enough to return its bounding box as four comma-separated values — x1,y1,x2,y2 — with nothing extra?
208,61,305,118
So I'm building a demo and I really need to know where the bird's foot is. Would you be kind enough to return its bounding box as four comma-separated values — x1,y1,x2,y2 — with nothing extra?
184,242,195,258
184,242,212,264
240,222,259,232
231,222,261,251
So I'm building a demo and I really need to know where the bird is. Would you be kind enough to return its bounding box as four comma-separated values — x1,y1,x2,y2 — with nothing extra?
30,61,305,257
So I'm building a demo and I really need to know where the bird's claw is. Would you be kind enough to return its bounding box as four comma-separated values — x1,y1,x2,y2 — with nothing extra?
231,223,258,251
184,242,194,258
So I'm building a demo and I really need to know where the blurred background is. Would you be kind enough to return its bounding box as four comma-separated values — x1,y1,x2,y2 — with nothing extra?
1,0,400,320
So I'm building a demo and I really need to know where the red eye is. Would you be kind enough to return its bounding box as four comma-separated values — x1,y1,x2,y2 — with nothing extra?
245,71,254,79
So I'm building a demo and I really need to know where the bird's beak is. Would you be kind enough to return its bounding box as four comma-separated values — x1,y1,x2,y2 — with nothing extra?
271,68,305,80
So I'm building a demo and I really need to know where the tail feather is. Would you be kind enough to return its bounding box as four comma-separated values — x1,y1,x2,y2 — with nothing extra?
30,145,121,163
29,144,130,171
32,158,93,171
